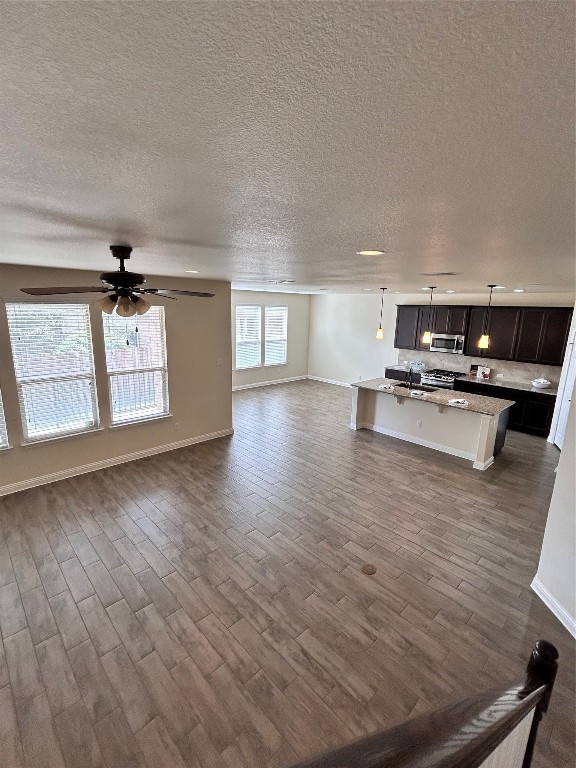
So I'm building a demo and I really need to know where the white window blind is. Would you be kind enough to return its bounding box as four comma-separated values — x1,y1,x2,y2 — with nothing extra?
235,305,262,369
102,306,169,424
5,303,98,442
0,391,8,448
264,306,288,366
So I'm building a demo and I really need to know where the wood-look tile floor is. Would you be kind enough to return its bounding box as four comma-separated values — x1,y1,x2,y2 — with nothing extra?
0,380,573,768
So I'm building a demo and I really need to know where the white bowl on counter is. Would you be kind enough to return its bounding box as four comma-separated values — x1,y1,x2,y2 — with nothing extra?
531,378,551,389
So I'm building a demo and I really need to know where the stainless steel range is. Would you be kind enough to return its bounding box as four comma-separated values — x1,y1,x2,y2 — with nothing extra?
420,369,467,388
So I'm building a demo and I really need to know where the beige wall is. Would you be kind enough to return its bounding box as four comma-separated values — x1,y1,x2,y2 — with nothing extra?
0,264,232,493
533,385,576,636
232,290,310,389
307,294,398,384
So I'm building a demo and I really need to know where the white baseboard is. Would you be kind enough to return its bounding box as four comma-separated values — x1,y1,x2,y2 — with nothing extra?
531,577,576,638
233,375,351,390
307,375,351,388
232,376,307,391
473,456,494,471
0,428,234,497
353,422,479,464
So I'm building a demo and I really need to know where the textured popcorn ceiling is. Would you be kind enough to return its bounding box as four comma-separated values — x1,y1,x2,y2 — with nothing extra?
0,1,574,295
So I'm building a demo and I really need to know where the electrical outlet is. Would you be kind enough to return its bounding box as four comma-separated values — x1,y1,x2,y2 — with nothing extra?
496,373,504,379
416,420,422,428
174,421,180,432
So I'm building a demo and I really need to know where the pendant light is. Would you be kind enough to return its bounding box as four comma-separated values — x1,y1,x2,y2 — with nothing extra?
375,288,386,340
421,286,436,344
478,284,497,349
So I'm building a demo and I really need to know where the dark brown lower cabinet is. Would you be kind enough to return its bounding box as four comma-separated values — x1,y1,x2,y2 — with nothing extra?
453,380,556,437
521,400,556,434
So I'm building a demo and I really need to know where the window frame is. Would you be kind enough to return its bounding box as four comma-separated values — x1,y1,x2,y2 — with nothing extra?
102,305,170,426
234,304,288,370
234,305,262,370
263,305,288,367
0,389,9,450
5,301,100,444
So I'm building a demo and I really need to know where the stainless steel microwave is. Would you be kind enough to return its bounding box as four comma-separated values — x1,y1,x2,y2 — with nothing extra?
429,333,465,354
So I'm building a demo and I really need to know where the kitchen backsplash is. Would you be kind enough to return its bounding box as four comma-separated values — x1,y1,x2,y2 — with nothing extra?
396,350,560,385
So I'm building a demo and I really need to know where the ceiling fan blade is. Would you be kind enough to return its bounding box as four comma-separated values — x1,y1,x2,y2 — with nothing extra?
144,289,215,298
132,289,177,300
20,286,110,296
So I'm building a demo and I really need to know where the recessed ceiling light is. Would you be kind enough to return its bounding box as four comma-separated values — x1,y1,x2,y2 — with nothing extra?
494,285,506,289
421,287,430,290
513,288,525,293
356,250,385,256
393,291,401,294
363,288,372,291
185,270,199,274
446,290,456,293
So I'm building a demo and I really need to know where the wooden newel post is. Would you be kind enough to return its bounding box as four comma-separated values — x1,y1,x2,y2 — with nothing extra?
519,639,559,768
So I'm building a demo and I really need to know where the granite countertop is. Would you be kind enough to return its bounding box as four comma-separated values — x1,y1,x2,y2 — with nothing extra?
352,378,515,416
458,377,558,396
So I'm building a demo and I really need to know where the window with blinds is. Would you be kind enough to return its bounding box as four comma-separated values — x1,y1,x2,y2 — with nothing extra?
5,303,99,442
264,306,288,366
102,306,169,424
234,304,288,369
235,305,262,369
0,391,8,449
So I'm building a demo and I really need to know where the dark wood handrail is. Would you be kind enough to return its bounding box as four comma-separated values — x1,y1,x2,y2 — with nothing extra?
289,640,559,768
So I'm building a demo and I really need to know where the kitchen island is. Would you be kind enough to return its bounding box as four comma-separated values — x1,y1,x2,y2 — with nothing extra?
351,378,515,470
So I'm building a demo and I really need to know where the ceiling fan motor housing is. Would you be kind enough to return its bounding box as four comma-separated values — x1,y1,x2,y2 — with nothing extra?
99,270,146,289
102,244,146,292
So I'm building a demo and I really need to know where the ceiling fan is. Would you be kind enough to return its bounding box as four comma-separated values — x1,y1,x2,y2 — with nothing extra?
20,244,214,316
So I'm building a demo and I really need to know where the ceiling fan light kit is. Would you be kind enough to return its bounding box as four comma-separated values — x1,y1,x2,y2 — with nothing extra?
135,297,151,315
20,244,215,312
96,295,118,314
116,296,137,318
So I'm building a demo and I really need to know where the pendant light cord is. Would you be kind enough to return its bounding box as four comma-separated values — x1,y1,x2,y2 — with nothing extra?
483,284,496,336
428,286,436,326
379,288,386,327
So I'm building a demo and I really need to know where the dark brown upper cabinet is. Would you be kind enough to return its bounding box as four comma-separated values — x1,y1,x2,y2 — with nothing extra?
394,305,420,349
485,307,522,360
395,304,572,364
514,307,572,365
447,307,469,335
466,306,521,360
539,308,573,365
429,306,468,335
515,308,547,362
431,306,450,334
415,306,433,351
464,307,488,357
395,305,470,350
